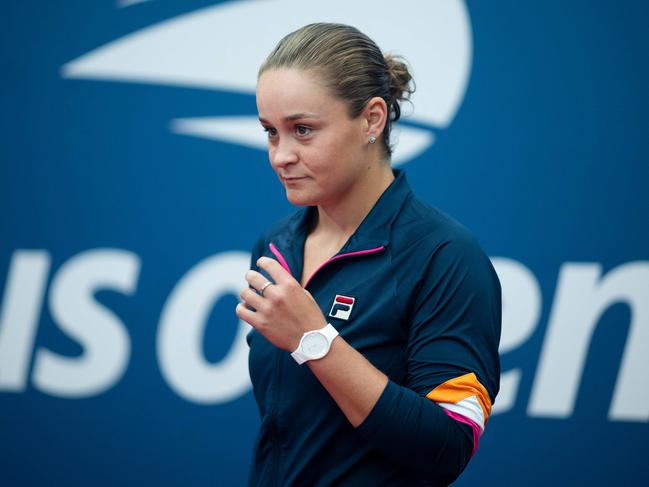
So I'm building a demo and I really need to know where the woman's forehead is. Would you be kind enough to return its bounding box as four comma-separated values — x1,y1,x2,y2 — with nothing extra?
256,68,341,120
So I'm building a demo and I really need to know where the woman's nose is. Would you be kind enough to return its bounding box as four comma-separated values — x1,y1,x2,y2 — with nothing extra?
270,138,299,169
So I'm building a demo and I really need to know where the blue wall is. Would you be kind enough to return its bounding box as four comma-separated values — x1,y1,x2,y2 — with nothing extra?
1,1,647,485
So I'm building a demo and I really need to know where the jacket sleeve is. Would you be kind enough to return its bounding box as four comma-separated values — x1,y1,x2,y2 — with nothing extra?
355,232,502,485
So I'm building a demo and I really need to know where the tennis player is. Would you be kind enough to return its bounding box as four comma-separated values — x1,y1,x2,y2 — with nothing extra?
236,22,501,487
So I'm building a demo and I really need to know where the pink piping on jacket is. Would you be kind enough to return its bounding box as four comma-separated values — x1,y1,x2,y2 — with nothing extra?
443,409,481,457
304,246,385,288
269,242,292,275
268,243,385,287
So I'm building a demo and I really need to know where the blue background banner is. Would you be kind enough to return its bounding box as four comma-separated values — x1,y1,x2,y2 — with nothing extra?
1,1,647,485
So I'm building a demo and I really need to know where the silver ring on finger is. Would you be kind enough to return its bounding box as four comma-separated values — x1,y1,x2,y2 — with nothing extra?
259,281,273,297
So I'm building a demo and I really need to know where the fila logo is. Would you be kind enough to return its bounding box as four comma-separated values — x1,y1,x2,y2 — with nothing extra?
329,295,356,321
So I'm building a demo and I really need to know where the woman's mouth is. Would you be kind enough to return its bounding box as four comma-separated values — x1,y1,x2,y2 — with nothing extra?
282,176,307,184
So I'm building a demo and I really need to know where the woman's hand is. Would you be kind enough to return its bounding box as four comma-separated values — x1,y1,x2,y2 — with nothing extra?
238,257,389,429
236,256,328,352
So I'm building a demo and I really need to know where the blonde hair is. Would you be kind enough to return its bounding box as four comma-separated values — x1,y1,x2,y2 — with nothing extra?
258,23,415,159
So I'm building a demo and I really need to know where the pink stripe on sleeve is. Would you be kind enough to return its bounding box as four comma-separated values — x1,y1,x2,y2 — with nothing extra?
443,409,482,457
269,243,292,275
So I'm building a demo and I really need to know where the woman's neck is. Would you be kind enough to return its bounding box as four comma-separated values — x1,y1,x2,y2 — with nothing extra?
313,163,395,246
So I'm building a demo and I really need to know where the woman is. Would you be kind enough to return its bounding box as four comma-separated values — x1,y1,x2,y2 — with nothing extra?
236,23,501,487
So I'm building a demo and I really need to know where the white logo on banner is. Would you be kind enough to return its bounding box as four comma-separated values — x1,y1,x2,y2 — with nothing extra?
1,250,648,419
117,0,151,8
61,0,473,165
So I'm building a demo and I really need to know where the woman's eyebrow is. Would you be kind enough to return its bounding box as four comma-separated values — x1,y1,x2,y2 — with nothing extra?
284,112,320,121
259,113,321,124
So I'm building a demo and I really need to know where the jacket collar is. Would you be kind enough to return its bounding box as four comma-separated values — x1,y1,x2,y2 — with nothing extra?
273,168,413,255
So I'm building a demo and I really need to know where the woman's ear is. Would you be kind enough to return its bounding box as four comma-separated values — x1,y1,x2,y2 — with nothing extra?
363,96,388,140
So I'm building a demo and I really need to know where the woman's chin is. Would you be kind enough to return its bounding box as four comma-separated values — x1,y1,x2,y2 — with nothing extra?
285,189,317,207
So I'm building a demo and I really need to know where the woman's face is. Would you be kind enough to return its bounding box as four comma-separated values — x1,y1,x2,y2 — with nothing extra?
256,68,369,207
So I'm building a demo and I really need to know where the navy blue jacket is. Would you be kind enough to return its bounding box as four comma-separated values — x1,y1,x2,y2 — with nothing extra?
246,169,501,486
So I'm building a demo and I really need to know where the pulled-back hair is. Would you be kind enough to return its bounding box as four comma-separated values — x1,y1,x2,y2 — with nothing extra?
258,23,415,160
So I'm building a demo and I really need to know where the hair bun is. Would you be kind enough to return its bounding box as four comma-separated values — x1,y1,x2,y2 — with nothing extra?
384,54,415,122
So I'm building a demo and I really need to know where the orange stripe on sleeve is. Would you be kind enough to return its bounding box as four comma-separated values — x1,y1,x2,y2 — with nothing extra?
425,372,492,425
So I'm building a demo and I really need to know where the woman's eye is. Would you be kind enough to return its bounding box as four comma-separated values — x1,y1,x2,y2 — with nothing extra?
295,125,312,136
263,127,277,138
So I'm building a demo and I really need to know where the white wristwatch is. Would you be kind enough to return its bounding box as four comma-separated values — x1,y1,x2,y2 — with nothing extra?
291,323,339,365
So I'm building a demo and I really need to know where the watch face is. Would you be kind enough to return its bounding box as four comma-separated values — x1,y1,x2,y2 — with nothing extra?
301,332,328,358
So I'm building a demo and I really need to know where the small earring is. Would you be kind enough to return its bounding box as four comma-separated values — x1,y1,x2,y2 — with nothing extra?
368,136,377,144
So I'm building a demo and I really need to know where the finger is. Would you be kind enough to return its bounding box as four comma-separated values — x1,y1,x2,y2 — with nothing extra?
240,287,265,310
245,269,274,293
257,256,295,286
235,302,262,328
